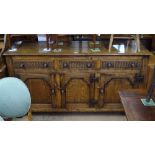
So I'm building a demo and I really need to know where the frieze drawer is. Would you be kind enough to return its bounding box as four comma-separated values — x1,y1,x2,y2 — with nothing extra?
13,61,53,70
60,60,96,70
102,60,142,70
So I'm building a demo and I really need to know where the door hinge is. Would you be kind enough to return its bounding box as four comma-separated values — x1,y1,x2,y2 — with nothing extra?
89,99,97,107
89,74,99,83
134,73,144,83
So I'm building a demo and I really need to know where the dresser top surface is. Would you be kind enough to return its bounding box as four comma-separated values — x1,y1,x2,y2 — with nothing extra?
4,41,152,56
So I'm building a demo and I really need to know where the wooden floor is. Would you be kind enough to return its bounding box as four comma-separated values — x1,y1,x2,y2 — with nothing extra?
13,113,126,121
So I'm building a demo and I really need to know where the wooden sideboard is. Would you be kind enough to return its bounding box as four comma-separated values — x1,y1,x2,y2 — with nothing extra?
3,41,152,113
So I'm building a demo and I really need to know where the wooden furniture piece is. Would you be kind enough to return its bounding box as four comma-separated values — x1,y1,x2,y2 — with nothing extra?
109,34,140,52
3,35,152,115
0,34,6,78
151,34,155,53
88,34,101,49
119,89,155,121
0,64,6,78
71,35,101,49
46,34,71,49
0,35,4,49
7,34,38,49
75,34,101,49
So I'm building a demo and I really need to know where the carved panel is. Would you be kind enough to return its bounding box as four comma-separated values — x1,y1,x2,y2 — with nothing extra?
60,73,94,108
60,60,95,70
102,60,142,70
65,79,89,104
13,61,53,69
16,74,54,106
25,78,53,104
100,74,135,104
104,79,133,103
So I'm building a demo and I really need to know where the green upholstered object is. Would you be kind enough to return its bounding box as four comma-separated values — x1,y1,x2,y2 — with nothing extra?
0,77,31,119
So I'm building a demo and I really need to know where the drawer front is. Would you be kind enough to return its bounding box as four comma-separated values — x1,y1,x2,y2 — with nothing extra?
101,60,142,70
13,61,53,71
59,60,96,70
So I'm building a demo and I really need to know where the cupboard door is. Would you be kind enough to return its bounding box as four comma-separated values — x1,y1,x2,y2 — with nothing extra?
59,73,95,110
16,73,55,111
98,73,136,107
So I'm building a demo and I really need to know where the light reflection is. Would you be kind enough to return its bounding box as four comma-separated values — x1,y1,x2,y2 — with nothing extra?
113,44,125,53
130,40,138,52
8,48,17,52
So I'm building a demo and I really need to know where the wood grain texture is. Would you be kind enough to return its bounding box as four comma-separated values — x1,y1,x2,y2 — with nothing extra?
0,35,6,78
3,40,152,113
0,63,6,78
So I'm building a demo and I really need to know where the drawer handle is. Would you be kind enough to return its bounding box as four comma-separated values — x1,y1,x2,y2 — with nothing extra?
86,63,92,68
130,63,136,68
106,62,112,68
100,88,104,94
19,63,25,68
61,89,65,94
62,62,69,68
134,74,144,83
51,89,55,95
43,63,49,68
